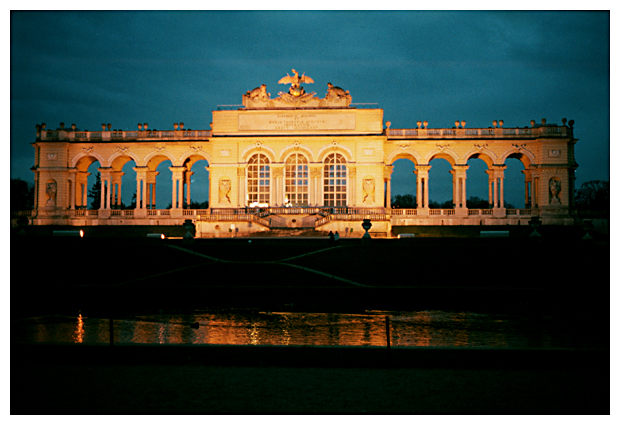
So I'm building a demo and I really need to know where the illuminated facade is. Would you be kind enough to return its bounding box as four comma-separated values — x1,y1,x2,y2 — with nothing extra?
30,70,578,236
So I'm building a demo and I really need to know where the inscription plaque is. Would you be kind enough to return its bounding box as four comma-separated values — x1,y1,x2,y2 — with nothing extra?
238,112,356,131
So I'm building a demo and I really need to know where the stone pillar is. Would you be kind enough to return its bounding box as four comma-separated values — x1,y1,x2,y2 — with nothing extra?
237,167,245,207
490,165,506,216
111,171,124,207
134,167,148,217
98,168,111,210
185,170,194,208
384,165,393,209
68,170,77,210
348,165,356,207
145,170,158,209
271,166,284,206
169,166,185,216
415,165,431,212
522,169,531,208
310,166,322,206
452,165,468,215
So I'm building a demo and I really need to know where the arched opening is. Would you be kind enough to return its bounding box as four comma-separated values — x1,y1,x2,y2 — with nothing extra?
323,153,347,206
504,154,526,209
428,154,454,208
183,156,210,209
145,155,173,209
466,154,493,208
85,160,102,209
72,156,99,209
110,155,137,209
120,160,137,208
247,153,270,206
390,157,417,208
284,153,309,206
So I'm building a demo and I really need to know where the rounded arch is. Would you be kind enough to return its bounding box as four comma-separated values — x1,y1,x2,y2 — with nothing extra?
241,145,277,163
178,151,211,168
145,152,175,171
499,150,535,168
425,150,458,167
181,153,210,170
463,150,497,168
72,152,105,171
386,150,422,166
317,145,353,163
279,144,314,163
109,153,139,171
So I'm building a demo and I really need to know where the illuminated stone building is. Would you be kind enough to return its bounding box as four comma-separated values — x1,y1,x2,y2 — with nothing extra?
30,70,577,237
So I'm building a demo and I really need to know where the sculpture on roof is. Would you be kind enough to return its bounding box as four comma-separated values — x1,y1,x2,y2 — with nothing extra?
278,69,315,97
241,69,352,108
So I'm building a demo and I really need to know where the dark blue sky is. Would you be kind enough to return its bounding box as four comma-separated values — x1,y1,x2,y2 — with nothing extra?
10,10,610,207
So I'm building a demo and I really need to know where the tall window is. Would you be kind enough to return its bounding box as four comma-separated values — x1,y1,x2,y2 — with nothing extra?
285,153,309,206
323,153,347,206
247,153,270,205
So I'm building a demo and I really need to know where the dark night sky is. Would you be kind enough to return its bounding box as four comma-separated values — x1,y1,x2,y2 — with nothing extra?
9,10,610,207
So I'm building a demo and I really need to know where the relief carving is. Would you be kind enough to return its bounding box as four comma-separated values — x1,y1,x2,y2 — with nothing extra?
362,177,375,204
219,179,231,204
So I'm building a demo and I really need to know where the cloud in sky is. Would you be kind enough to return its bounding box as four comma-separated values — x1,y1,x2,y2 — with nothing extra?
10,10,609,206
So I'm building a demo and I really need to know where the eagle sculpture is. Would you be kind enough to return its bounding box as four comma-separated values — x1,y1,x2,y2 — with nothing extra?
278,69,314,96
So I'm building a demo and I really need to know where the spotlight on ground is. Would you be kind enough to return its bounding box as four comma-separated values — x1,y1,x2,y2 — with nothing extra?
146,233,166,239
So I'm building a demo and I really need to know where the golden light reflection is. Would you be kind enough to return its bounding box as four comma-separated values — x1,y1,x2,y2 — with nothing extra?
72,313,84,344
248,322,260,345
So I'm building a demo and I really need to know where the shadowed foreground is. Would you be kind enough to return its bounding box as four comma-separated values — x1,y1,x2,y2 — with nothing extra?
11,229,610,414
11,344,608,414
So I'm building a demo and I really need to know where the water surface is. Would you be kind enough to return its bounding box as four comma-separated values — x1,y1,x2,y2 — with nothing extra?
12,309,589,349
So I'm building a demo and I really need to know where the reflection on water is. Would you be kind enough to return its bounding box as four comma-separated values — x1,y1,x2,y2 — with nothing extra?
13,310,578,349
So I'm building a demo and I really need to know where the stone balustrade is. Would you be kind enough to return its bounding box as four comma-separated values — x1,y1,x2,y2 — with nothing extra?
38,129,212,142
387,126,569,139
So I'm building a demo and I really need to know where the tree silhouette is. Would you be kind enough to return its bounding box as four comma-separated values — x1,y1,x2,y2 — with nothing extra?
88,172,101,209
575,180,609,216
391,194,416,208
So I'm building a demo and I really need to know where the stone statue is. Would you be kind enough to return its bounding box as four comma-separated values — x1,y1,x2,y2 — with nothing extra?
278,68,314,97
45,180,57,206
549,178,561,205
219,179,231,204
326,82,350,99
244,84,270,101
362,177,375,203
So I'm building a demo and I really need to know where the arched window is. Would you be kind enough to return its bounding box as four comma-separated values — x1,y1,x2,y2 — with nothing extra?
285,153,309,206
323,153,347,206
247,153,270,205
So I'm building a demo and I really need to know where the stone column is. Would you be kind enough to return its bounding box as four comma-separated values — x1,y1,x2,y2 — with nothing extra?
415,165,431,212
68,169,77,210
384,165,393,209
185,170,194,208
348,165,356,207
522,169,533,208
271,166,284,206
169,166,185,216
133,166,148,217
452,165,468,215
111,171,124,207
146,170,158,209
237,167,245,207
310,166,322,206
490,165,506,216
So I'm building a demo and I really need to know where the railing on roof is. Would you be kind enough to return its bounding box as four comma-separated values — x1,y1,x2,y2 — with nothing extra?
387,126,569,139
38,129,212,142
